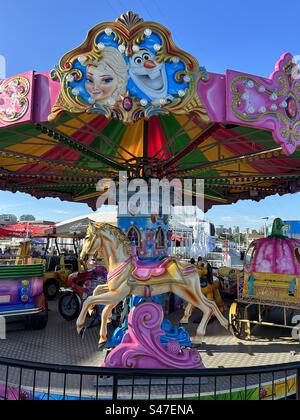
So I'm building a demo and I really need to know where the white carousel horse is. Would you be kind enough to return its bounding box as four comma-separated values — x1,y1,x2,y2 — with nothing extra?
77,223,228,348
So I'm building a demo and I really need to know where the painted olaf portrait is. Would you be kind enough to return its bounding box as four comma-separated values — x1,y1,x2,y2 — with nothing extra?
50,12,209,123
129,47,171,105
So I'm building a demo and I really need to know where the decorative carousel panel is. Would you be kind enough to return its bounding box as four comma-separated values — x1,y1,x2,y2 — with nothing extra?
49,12,210,124
226,53,300,155
198,72,227,123
33,72,61,123
0,72,34,126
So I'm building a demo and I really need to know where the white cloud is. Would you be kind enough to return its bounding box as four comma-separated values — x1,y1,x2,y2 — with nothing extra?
0,204,24,212
220,216,235,222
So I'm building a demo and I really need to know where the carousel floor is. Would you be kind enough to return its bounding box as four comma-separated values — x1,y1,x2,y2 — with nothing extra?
0,300,299,368
0,300,299,399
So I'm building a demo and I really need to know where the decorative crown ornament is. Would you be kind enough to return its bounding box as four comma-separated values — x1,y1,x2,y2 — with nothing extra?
116,11,144,29
49,12,209,124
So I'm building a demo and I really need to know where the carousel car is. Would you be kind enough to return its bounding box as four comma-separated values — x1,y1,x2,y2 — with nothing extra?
230,218,300,340
0,262,48,330
42,235,81,301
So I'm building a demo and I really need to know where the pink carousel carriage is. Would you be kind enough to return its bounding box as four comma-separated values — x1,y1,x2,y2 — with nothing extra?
230,218,300,341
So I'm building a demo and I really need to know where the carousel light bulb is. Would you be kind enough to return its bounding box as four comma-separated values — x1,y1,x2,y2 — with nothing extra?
66,74,75,83
242,93,250,101
107,98,116,106
247,106,255,114
246,80,255,88
88,97,96,105
270,104,278,111
183,75,191,83
140,99,148,107
259,106,267,113
105,27,113,36
178,89,186,98
72,88,80,96
280,100,288,108
78,56,87,65
10,80,19,88
132,44,140,53
270,92,278,101
97,42,105,51
172,56,180,64
159,98,167,106
258,85,266,93
144,28,152,37
118,45,126,54
154,44,162,52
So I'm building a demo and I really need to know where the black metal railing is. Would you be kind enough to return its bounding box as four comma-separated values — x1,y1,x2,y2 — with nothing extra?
0,357,299,400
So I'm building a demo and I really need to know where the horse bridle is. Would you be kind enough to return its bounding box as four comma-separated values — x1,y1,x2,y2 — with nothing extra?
81,230,103,268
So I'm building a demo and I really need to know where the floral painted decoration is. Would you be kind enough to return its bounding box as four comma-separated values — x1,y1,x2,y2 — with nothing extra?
229,53,300,155
0,77,30,123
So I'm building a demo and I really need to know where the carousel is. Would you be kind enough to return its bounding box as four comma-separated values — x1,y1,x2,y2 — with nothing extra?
0,11,300,370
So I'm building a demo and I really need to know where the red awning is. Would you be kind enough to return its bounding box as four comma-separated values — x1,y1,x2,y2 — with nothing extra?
0,224,51,238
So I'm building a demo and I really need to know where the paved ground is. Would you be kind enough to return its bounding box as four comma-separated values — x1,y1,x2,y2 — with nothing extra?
0,250,298,399
230,249,244,268
0,300,299,369
0,299,299,399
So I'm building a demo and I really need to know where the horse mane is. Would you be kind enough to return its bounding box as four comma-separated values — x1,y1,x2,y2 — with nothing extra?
93,223,131,255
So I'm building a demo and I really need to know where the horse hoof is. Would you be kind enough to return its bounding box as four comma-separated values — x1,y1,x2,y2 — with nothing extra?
191,337,203,346
98,342,107,351
80,327,87,340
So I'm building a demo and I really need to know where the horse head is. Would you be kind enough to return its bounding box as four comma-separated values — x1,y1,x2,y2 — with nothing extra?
80,223,103,268
198,260,214,285
197,260,208,276
80,223,131,270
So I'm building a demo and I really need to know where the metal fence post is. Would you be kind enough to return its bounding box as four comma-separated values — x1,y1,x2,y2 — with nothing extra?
297,369,300,401
112,375,118,401
0,357,300,401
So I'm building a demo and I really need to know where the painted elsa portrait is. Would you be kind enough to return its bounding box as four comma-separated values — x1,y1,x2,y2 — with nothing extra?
85,47,128,106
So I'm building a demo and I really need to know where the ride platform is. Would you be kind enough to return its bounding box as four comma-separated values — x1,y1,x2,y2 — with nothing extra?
0,301,299,370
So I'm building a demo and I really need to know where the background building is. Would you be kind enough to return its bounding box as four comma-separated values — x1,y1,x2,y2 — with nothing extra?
20,215,36,222
216,225,224,236
0,214,17,225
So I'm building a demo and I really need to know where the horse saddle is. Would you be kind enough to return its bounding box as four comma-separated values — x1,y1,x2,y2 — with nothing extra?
128,258,197,288
131,257,171,282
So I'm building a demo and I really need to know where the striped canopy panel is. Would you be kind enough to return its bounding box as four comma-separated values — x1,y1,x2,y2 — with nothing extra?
0,111,298,211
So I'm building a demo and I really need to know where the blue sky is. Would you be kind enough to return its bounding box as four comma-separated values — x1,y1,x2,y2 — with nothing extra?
0,0,300,229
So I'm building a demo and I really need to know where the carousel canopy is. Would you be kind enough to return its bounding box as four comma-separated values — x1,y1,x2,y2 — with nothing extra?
0,11,299,211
